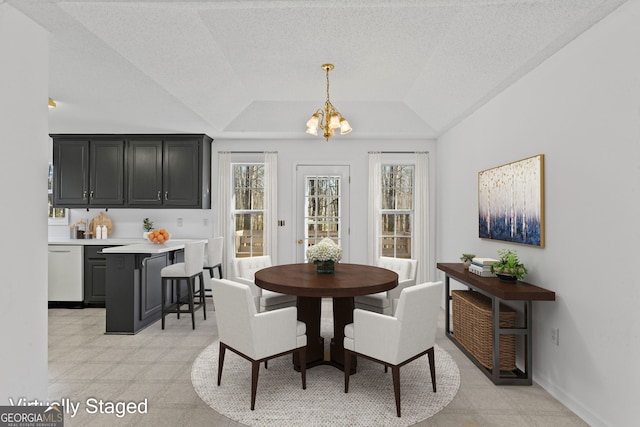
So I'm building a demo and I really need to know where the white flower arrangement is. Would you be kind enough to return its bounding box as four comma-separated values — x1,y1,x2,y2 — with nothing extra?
306,238,343,263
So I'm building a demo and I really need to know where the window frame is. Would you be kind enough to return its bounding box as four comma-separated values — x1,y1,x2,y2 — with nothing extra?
379,163,415,259
231,162,265,258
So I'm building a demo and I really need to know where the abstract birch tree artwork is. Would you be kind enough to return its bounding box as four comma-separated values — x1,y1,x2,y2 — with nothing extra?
478,155,544,247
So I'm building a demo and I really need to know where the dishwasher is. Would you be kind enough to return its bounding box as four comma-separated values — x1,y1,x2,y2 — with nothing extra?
48,245,84,302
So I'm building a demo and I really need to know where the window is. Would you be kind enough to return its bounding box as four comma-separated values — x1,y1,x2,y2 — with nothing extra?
232,164,264,258
48,163,68,225
380,164,414,258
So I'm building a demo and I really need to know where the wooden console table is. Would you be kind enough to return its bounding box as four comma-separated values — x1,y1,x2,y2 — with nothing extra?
437,262,555,385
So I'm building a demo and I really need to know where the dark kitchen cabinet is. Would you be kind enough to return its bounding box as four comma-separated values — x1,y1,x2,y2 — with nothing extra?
52,137,126,208
52,134,211,209
127,135,211,208
139,252,169,321
84,245,109,307
163,138,201,207
127,139,163,206
105,251,171,334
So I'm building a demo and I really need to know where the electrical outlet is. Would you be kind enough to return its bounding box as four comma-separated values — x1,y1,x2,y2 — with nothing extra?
203,218,209,226
551,327,559,346
177,218,183,227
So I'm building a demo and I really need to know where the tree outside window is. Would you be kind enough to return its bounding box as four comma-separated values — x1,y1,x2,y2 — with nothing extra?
233,164,264,258
380,164,413,258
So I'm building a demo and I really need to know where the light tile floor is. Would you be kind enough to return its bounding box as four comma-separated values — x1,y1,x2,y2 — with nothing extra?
47,300,588,426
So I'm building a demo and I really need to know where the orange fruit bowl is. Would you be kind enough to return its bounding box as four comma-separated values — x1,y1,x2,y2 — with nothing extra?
147,229,171,244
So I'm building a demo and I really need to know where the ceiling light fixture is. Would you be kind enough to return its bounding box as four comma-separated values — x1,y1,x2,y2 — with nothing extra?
48,98,57,108
306,64,352,141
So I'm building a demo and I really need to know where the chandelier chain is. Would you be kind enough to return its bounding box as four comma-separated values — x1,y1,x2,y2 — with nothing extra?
325,67,331,104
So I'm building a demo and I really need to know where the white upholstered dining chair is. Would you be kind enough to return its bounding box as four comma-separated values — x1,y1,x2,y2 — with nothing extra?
344,281,443,417
354,257,418,314
211,278,307,410
232,255,297,311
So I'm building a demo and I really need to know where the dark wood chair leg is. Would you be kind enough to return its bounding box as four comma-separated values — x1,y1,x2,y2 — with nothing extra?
217,264,223,278
176,279,181,319
188,277,195,329
299,347,306,390
427,346,436,392
199,272,206,319
161,278,167,330
217,342,226,386
251,360,260,410
264,360,268,369
344,350,351,393
391,365,401,417
385,365,388,373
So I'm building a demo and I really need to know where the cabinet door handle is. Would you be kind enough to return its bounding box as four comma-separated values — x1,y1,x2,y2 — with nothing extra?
90,191,94,200
83,191,87,200
165,191,168,200
157,191,161,201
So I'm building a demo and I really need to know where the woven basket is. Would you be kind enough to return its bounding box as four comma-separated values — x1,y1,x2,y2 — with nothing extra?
452,290,516,371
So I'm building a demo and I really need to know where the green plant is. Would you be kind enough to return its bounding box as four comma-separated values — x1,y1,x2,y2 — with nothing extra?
460,253,476,262
491,249,527,280
143,218,154,232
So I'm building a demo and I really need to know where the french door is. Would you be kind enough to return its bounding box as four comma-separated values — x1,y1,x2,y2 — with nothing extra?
295,165,350,263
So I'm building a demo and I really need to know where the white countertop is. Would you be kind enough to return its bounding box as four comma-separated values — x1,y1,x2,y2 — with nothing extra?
48,238,145,246
101,239,205,254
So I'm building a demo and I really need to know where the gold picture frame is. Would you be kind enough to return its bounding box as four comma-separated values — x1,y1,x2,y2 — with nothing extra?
478,154,544,247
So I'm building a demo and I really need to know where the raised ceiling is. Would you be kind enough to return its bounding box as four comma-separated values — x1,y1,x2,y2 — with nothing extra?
8,0,627,140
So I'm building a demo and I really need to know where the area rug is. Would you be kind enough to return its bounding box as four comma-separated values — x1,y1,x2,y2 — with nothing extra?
191,339,460,427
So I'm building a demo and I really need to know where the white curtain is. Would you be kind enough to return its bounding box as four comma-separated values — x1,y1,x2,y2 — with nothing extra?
216,152,233,278
414,152,430,283
368,153,382,264
263,152,278,264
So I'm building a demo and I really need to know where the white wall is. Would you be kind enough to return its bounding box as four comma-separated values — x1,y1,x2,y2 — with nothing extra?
437,1,639,425
48,208,214,240
0,4,49,404
213,139,437,269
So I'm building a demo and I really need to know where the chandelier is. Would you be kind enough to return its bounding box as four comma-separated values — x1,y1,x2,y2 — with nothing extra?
306,64,352,141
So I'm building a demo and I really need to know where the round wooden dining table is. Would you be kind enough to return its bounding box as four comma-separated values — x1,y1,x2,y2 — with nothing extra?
254,262,398,372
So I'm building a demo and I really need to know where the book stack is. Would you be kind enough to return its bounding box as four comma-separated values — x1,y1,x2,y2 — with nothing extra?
469,257,498,277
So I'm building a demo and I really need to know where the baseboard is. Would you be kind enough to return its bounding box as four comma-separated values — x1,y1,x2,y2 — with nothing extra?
534,373,607,427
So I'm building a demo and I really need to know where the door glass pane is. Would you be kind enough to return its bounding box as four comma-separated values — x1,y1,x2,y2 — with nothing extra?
305,175,341,259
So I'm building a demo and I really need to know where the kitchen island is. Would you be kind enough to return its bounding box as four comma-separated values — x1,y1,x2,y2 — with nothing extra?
102,240,203,334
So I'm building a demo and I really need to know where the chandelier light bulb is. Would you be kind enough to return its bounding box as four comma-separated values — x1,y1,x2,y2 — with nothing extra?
340,118,352,135
306,113,320,129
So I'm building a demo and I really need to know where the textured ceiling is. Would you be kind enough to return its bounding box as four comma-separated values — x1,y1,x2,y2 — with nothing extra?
8,0,628,140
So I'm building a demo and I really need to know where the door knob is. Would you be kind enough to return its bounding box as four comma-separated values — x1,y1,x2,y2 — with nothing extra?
297,240,303,244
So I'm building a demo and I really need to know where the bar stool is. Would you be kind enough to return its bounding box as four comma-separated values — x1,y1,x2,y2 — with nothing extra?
161,241,206,329
203,237,223,298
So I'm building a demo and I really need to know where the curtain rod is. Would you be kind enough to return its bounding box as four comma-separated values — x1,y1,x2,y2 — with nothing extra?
368,151,429,154
218,151,277,154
